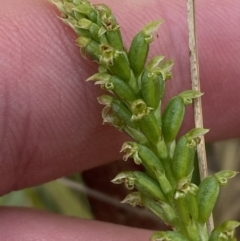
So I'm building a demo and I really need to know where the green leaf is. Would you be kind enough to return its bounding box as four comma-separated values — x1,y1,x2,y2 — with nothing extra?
43,181,93,219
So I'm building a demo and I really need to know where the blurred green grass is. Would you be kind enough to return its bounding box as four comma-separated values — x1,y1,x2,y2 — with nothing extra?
0,174,93,220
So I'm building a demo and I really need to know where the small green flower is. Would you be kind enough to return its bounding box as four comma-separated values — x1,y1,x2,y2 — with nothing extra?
121,191,143,207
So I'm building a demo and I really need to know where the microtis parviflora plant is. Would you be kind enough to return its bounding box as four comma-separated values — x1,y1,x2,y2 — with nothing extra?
50,0,239,240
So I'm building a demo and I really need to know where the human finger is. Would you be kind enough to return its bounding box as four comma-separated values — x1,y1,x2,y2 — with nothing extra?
0,207,152,241
0,0,239,195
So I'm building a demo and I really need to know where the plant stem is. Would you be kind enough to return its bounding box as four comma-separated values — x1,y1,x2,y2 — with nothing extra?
186,0,214,234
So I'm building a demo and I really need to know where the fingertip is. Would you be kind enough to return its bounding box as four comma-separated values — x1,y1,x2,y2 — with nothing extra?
0,207,153,241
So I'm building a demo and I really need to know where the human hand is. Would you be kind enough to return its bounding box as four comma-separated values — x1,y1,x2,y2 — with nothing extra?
0,0,240,240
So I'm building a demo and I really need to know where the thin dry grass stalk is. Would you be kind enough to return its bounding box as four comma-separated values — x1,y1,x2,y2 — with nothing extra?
186,0,214,233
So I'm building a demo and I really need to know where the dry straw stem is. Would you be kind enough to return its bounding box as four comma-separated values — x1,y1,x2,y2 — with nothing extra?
186,0,214,233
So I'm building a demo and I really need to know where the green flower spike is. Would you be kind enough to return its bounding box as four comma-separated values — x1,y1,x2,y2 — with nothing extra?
50,1,239,240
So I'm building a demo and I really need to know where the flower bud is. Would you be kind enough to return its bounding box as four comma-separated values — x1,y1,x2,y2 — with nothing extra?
111,100,138,129
95,4,123,50
120,142,165,178
209,220,240,241
142,196,179,228
197,175,220,224
73,1,95,19
87,73,137,102
128,31,149,78
128,20,163,78
77,18,100,42
137,144,165,177
76,36,100,61
139,113,161,145
99,45,131,83
123,126,148,144
134,171,167,202
162,96,185,143
174,194,191,226
140,69,165,110
172,135,196,182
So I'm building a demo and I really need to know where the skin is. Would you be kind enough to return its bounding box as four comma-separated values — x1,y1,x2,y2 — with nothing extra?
0,0,239,240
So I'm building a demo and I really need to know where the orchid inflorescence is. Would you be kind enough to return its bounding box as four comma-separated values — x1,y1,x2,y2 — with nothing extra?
50,0,239,240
